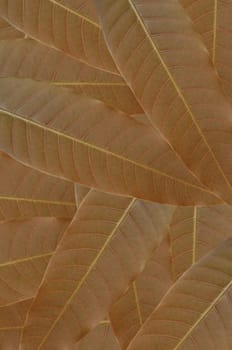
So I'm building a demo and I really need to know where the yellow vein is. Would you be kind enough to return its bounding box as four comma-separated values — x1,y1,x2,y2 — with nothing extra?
99,320,110,325
38,198,137,348
212,0,218,64
52,82,127,86
0,196,76,207
0,109,218,197
133,281,142,325
192,206,197,265
174,278,232,349
0,252,53,268
127,0,232,194
48,0,100,28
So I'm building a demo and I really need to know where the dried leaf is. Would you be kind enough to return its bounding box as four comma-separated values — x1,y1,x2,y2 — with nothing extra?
21,190,174,349
0,78,219,205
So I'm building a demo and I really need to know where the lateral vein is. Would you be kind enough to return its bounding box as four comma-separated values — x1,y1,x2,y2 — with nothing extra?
47,0,100,28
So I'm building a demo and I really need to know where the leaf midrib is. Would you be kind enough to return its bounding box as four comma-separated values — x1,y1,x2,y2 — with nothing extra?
0,109,217,196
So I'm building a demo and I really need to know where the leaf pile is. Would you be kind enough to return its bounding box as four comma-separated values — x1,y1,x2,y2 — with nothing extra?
0,1,232,349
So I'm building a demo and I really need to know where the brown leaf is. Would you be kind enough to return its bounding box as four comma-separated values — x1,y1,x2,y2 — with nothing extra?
0,298,32,349
127,237,232,350
0,16,23,39
0,218,69,305
20,190,174,349
0,78,219,205
75,322,120,350
110,235,173,349
0,152,76,219
0,0,117,72
180,0,232,107
0,38,142,114
169,204,232,280
96,0,232,203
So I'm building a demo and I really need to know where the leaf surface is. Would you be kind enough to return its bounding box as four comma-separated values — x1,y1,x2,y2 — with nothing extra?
180,0,232,107
0,298,32,349
0,38,142,114
20,189,174,349
169,204,232,280
96,0,232,203
0,218,68,305
74,184,90,206
0,152,76,219
0,77,220,205
128,237,232,350
0,16,23,39
0,0,117,72
75,322,120,350
110,234,173,349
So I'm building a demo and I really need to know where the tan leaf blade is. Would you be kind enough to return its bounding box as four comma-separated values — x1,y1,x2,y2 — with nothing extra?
0,77,220,205
110,234,173,349
0,152,76,220
0,16,23,39
96,0,232,204
0,298,32,349
128,237,232,350
180,0,232,107
74,184,90,206
0,217,69,306
20,189,174,349
75,322,120,350
55,0,99,24
0,0,117,73
169,204,232,280
0,38,142,114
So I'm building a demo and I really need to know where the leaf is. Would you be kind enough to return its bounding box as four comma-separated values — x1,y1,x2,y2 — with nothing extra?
55,0,99,24
0,77,220,205
180,0,232,107
74,184,90,206
0,298,32,349
127,237,232,350
75,322,120,350
0,217,69,306
169,204,232,280
96,0,232,203
110,234,173,349
0,152,76,219
0,0,117,73
0,38,142,114
0,16,23,39
20,189,174,349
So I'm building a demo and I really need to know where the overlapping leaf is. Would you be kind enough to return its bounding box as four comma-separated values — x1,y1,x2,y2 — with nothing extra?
96,0,232,203
75,321,120,350
0,77,220,205
0,38,141,114
127,237,232,350
180,0,232,107
0,1,232,349
110,234,173,349
0,152,76,219
20,190,174,349
0,16,23,39
0,298,32,349
169,204,232,280
0,217,68,305
0,0,117,72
